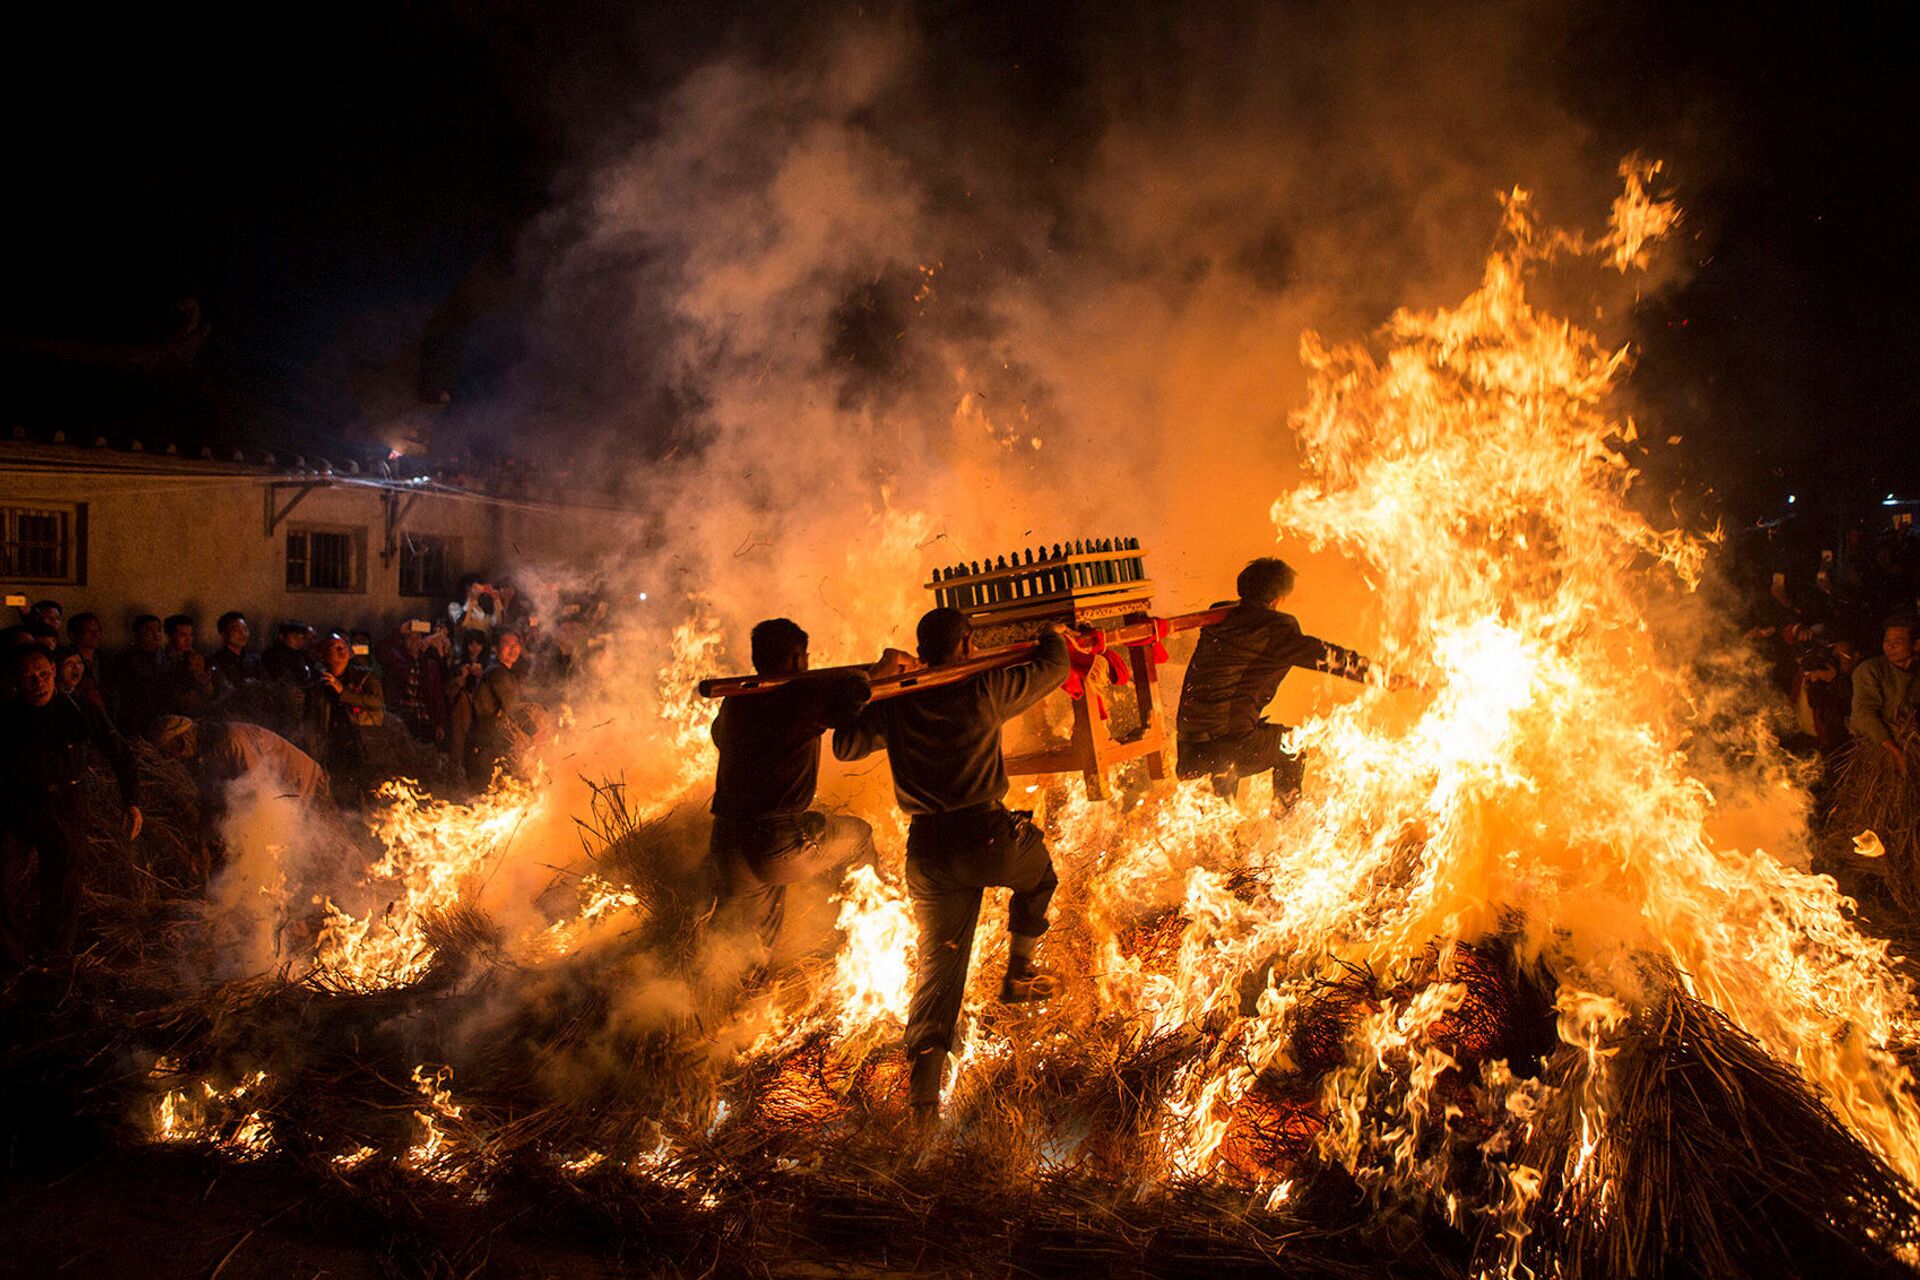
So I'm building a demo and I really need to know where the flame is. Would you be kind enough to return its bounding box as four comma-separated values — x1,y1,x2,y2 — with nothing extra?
333,1144,379,1171
1048,159,1920,1246
404,1064,468,1180
823,864,918,1034
136,164,1920,1271
311,777,542,991
557,1150,607,1175
149,1068,271,1153
652,611,725,809
544,872,648,956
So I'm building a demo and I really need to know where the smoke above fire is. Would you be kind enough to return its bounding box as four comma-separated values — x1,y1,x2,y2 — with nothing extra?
460,3,1643,680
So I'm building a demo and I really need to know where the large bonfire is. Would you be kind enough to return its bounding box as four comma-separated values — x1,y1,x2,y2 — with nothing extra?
26,163,1920,1277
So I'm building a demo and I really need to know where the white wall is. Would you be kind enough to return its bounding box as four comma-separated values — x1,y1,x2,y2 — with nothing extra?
0,446,623,643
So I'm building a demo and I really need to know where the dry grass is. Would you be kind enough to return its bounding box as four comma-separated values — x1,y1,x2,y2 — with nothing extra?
1829,719,1920,910
6,762,1920,1277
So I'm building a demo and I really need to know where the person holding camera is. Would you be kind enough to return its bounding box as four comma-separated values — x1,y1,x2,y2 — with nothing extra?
305,631,385,797
466,629,527,787
445,630,489,768
451,578,501,636
379,622,449,743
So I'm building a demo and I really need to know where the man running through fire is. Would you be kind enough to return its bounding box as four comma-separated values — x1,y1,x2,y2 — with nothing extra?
1176,557,1387,806
709,618,913,953
832,608,1073,1120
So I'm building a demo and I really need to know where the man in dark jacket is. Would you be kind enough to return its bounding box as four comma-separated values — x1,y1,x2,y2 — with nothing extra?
379,624,449,744
263,621,314,686
833,608,1071,1119
467,629,526,786
258,621,316,736
158,613,226,720
66,612,107,707
110,613,171,735
1,647,142,967
306,632,386,797
208,611,263,695
1175,558,1382,805
710,619,911,949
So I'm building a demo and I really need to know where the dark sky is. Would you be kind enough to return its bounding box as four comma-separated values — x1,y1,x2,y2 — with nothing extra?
1555,3,1920,517
5,1,1916,518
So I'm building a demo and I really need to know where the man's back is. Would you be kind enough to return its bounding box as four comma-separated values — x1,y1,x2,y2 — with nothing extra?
711,672,868,822
209,721,329,801
1176,604,1362,740
834,632,1068,815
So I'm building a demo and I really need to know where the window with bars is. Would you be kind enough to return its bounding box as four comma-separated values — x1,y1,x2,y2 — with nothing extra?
286,526,363,592
399,533,459,598
1,502,85,583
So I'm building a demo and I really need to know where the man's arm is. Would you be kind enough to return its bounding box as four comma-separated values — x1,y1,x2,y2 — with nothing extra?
793,669,873,731
1852,662,1894,748
831,703,887,761
84,700,141,811
1268,615,1373,684
985,628,1072,721
1309,638,1374,683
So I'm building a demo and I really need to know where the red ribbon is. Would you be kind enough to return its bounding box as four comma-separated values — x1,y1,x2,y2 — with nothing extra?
1062,629,1102,714
1061,627,1141,719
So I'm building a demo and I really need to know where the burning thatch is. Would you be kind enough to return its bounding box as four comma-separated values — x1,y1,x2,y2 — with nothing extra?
8,165,1920,1278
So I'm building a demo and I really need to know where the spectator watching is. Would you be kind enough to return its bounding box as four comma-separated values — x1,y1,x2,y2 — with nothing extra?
1852,616,1920,767
1,647,141,967
209,611,262,693
110,614,169,735
305,631,385,796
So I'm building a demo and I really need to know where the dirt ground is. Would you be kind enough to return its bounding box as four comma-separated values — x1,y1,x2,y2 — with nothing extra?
1,1143,936,1280
0,1147,679,1280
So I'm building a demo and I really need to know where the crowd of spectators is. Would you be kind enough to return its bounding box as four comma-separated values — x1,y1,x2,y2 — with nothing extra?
1741,521,1920,774
1,577,604,966
2,579,600,802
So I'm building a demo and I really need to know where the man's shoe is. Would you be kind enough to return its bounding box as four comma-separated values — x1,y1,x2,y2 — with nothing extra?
999,962,1062,1003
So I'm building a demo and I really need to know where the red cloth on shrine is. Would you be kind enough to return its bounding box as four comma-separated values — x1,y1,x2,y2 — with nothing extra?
1062,627,1137,719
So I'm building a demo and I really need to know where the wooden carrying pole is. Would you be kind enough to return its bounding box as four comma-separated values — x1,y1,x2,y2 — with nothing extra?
696,606,1232,701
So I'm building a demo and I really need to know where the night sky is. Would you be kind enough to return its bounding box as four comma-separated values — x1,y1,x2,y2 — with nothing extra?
6,1,1916,520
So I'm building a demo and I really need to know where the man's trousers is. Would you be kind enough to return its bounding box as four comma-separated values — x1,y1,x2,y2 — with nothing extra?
902,804,1057,1068
712,811,876,948
1176,722,1305,800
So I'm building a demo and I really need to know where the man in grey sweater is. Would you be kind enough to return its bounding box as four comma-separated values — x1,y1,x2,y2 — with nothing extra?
1851,616,1920,766
833,608,1072,1118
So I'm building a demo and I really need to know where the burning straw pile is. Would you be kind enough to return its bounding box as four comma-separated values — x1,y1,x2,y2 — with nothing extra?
9,165,1920,1278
